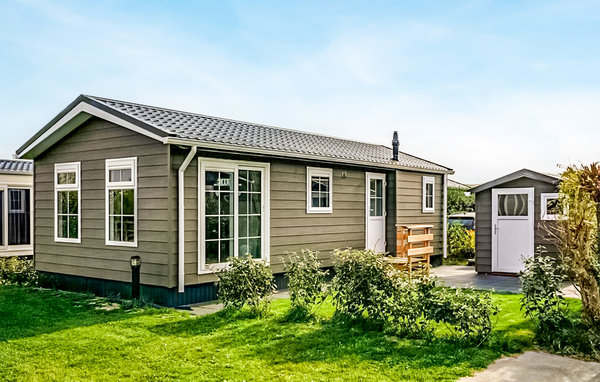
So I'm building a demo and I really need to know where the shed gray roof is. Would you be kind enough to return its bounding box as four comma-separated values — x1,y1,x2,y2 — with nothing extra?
470,169,559,194
0,159,33,174
87,96,450,172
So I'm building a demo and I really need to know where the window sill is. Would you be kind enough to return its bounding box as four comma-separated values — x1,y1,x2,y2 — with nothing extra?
421,209,435,214
105,241,138,248
55,238,81,244
306,208,333,214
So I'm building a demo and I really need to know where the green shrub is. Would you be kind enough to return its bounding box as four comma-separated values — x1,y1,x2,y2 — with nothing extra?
0,257,37,286
447,187,475,215
284,250,328,316
447,223,475,261
216,255,276,316
426,287,498,342
331,248,400,323
520,247,572,342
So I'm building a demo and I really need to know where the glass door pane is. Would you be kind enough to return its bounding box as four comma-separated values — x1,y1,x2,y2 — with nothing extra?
0,190,3,246
238,169,262,258
205,171,234,264
369,179,383,217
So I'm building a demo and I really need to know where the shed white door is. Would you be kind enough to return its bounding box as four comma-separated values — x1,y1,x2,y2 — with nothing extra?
366,173,386,253
491,188,534,273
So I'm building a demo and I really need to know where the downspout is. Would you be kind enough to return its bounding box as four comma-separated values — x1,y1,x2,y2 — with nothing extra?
178,146,197,293
443,173,448,258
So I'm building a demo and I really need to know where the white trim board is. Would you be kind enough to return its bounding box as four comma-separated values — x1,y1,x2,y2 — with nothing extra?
18,102,167,159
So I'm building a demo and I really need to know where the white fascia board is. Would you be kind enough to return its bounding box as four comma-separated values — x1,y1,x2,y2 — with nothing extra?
18,102,167,159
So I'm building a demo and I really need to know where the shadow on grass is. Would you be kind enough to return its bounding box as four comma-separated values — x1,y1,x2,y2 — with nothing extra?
0,285,157,342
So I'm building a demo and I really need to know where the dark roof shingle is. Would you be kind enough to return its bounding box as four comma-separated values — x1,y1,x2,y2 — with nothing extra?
87,95,451,173
0,159,33,174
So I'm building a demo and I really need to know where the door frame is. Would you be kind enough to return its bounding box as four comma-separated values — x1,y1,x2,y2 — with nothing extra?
491,187,534,273
365,172,386,252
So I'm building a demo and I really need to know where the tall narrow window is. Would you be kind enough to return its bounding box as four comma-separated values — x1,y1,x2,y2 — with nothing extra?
106,158,137,246
306,167,333,213
199,159,269,272
55,162,80,243
422,176,435,213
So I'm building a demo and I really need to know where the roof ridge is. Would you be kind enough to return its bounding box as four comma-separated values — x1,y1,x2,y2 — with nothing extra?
85,94,394,149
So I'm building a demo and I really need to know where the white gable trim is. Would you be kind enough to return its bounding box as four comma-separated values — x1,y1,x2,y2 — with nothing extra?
18,102,167,159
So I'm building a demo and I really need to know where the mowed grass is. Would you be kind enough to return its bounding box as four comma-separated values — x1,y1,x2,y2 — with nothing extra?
0,286,579,381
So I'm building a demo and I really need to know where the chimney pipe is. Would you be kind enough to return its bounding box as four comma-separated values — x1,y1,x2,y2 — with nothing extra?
392,131,399,161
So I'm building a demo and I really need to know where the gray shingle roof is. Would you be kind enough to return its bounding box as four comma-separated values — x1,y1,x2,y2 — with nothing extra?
86,95,451,173
0,159,33,174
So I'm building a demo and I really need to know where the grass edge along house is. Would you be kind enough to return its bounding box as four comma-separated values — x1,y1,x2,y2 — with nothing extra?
17,95,453,306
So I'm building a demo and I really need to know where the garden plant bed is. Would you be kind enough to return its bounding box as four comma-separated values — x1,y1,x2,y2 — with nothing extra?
0,285,582,381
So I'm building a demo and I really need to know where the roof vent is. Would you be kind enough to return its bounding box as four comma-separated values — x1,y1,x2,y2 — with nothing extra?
392,131,399,161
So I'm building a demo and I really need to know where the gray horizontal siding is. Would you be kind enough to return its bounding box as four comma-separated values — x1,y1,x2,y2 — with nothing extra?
475,177,559,273
34,118,172,287
395,171,444,256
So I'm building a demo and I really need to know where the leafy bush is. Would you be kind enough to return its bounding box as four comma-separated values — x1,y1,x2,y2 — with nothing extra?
216,255,276,316
426,287,498,342
331,248,400,323
0,257,37,286
447,223,475,261
447,187,475,215
520,247,571,343
284,250,328,316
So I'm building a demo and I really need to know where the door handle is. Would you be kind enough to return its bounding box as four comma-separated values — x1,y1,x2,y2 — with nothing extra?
494,224,497,235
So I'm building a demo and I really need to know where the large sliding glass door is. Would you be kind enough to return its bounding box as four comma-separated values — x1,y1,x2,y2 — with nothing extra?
199,160,269,272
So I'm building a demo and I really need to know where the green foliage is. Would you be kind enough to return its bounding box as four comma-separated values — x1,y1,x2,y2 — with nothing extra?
284,250,328,317
331,248,401,323
0,257,37,286
426,287,499,343
216,255,276,316
447,223,475,261
447,187,475,215
331,248,498,342
520,247,569,339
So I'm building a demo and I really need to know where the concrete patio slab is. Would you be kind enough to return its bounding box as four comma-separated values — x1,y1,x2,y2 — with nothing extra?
460,351,600,382
432,265,581,298
178,290,290,316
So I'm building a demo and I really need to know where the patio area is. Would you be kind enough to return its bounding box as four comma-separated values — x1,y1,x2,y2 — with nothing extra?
432,265,580,298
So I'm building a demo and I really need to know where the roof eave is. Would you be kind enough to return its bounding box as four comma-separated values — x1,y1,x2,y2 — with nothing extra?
17,95,171,159
166,137,454,174
470,168,559,194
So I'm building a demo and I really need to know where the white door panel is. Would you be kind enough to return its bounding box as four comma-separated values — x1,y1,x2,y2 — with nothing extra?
492,188,534,273
366,173,386,253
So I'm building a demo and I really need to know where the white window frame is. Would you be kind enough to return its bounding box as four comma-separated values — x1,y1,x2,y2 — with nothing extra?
306,167,333,214
422,176,435,213
541,192,560,221
105,157,137,247
54,162,81,243
198,158,270,273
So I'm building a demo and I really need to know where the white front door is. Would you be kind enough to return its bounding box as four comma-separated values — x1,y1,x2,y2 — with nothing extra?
366,173,386,253
491,188,534,273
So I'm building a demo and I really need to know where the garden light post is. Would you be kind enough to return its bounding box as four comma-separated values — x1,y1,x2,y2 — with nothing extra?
130,256,141,300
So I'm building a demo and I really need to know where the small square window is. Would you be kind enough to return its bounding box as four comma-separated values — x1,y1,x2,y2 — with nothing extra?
306,167,333,213
541,193,560,220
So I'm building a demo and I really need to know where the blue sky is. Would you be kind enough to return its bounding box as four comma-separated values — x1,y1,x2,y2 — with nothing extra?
1,0,599,183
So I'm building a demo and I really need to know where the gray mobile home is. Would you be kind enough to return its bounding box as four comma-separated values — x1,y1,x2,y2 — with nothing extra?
17,95,453,305
471,169,559,274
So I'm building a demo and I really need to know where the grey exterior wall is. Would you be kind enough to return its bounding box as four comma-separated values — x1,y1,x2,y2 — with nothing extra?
474,177,558,273
33,118,447,295
34,118,173,287
395,171,444,256
171,147,384,286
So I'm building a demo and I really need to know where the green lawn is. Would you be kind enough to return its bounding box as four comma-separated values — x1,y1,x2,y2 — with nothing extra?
0,285,572,381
